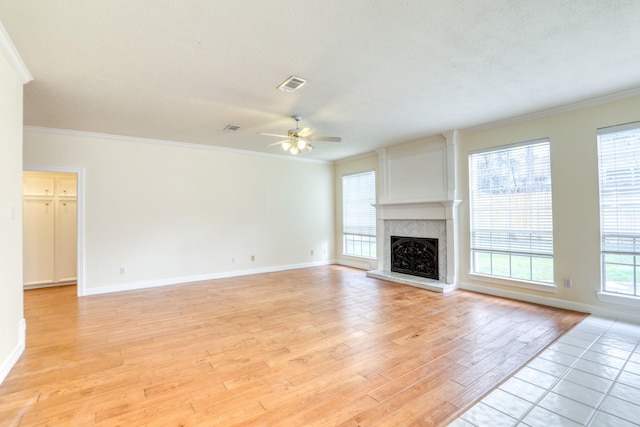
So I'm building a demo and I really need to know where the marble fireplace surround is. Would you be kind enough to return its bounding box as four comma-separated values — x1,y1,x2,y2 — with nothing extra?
367,200,461,293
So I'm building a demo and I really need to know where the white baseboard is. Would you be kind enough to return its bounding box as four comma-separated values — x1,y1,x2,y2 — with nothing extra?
336,258,376,271
460,282,640,324
82,260,337,296
0,318,26,385
24,281,76,290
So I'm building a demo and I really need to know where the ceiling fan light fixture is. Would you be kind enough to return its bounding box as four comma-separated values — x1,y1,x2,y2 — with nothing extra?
277,76,307,92
261,114,339,156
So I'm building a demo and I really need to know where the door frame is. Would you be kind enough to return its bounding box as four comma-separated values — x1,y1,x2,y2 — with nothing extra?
23,166,86,296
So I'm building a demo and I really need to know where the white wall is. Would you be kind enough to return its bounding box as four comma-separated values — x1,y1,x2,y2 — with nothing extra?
457,94,640,322
24,129,335,294
0,27,29,383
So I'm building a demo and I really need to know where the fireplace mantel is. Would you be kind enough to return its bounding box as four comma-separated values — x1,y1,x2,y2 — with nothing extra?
370,200,461,291
373,200,461,221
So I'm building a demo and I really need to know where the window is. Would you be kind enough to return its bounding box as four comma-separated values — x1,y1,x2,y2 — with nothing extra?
342,171,376,258
469,139,554,284
597,122,640,297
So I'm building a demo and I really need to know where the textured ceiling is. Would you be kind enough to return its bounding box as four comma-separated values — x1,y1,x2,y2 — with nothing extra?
1,1,640,161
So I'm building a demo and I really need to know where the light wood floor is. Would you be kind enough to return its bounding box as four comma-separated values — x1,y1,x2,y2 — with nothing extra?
1,266,587,426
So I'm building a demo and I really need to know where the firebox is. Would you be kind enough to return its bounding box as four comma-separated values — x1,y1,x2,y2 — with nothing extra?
390,236,439,280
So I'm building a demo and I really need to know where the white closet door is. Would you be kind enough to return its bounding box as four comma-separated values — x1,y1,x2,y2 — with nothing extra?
55,199,77,282
23,199,55,286
23,173,55,196
57,176,77,197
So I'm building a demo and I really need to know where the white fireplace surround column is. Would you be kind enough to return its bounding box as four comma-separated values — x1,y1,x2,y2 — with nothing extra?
373,200,461,287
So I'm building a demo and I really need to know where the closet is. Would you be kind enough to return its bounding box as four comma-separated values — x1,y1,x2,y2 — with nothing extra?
23,171,77,288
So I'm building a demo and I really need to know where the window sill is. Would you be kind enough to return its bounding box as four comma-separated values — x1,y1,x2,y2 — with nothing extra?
469,273,557,294
342,254,377,261
596,291,640,308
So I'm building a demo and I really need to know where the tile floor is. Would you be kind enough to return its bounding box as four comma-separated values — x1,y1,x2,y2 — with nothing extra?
449,316,640,427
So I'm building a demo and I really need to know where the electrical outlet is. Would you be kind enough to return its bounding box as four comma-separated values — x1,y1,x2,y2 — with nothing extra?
231,257,236,263
251,255,255,261
310,249,314,255
120,267,126,275
564,278,572,288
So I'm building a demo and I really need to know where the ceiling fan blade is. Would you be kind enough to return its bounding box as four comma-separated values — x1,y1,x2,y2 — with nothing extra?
259,132,289,138
297,127,315,138
267,139,290,147
307,136,342,142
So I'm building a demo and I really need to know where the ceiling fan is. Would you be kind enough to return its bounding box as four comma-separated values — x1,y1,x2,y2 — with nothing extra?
260,114,341,155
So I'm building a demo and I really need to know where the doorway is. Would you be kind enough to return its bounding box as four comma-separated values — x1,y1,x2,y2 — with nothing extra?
22,167,85,296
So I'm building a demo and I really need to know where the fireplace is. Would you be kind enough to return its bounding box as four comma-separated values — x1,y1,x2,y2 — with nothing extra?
391,236,439,280
384,218,447,282
367,200,460,293
366,134,460,292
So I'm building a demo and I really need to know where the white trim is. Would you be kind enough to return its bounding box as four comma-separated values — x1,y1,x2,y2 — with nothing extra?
596,291,640,309
468,137,550,156
23,278,76,288
373,200,461,220
23,282,75,290
596,121,640,136
459,87,640,136
336,256,376,270
23,279,55,287
82,260,336,296
367,269,456,293
23,166,86,297
468,273,556,294
460,281,640,324
23,126,330,165
340,169,376,179
0,22,32,84
0,318,25,385
442,130,459,201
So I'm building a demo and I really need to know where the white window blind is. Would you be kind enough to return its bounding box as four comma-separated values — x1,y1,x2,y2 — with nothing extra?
342,171,376,258
469,139,554,284
597,122,640,296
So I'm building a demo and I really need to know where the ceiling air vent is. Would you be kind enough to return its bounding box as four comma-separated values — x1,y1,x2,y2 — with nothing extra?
277,75,307,92
223,124,240,132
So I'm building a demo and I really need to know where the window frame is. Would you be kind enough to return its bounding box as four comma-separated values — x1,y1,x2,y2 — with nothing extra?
342,170,377,259
468,138,555,289
596,121,640,301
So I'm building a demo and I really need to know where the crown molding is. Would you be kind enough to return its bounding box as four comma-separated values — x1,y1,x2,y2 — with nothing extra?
0,22,32,84
23,126,331,164
459,87,640,136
